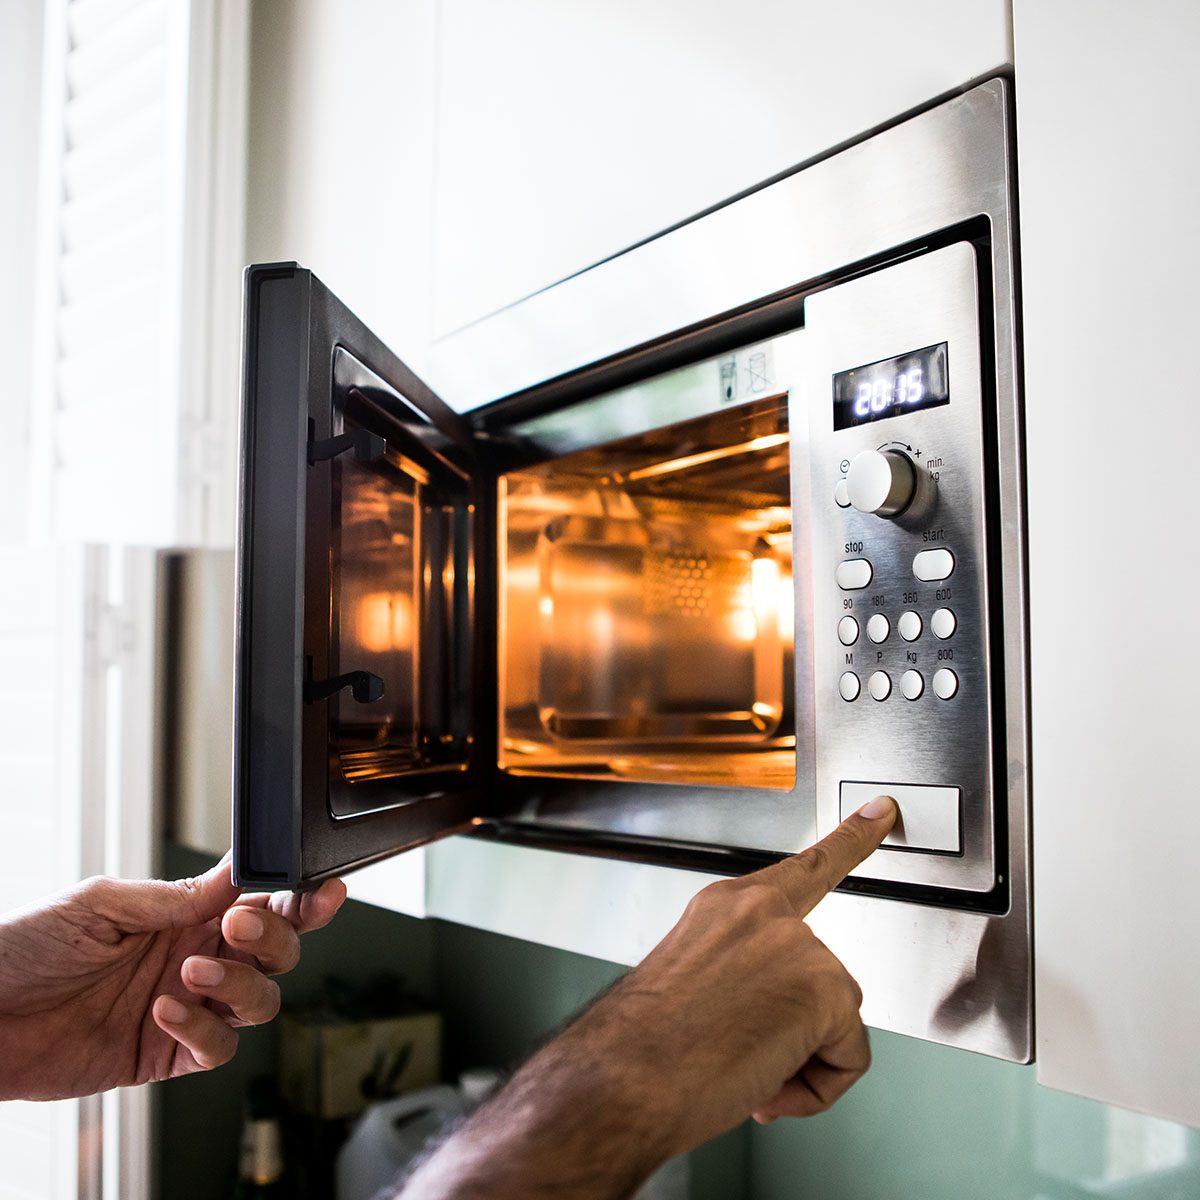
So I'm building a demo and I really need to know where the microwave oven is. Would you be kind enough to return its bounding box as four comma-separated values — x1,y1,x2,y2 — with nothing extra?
233,78,1030,1061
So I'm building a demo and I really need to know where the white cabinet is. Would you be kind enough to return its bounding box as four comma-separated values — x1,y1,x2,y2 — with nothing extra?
244,0,438,371
1015,0,1200,1129
248,0,1010,375
430,0,1011,339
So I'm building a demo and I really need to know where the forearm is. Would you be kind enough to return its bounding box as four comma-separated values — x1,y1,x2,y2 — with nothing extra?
397,805,896,1196
398,1007,676,1199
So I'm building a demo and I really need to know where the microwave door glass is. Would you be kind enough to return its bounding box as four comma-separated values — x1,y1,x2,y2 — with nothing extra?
327,367,474,810
234,264,486,888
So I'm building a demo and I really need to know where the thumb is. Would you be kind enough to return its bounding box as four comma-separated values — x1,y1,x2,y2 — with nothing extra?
112,851,242,932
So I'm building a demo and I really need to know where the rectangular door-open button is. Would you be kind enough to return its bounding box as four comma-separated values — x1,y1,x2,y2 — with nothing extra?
839,781,962,854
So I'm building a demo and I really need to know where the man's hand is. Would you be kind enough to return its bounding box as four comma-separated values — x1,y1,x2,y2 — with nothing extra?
400,796,897,1200
0,854,346,1101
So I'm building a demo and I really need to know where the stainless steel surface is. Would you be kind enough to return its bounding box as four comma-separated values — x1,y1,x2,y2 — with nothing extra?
431,78,1031,1063
805,243,997,894
504,336,789,458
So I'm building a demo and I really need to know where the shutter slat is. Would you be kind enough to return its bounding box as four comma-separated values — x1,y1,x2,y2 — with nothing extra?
62,102,164,200
61,160,159,251
65,0,165,97
68,0,146,46
60,211,162,304
58,352,159,413
57,274,160,357
64,45,163,147
55,396,160,457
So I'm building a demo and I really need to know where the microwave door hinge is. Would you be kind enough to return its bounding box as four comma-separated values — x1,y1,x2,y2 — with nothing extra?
304,669,385,705
307,430,387,465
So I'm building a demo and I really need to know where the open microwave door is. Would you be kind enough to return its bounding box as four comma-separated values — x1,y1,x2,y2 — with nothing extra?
234,263,486,888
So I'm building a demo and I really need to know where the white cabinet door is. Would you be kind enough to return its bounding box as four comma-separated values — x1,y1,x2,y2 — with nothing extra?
1016,0,1200,1128
244,0,439,372
244,1,1010,395
430,0,1012,339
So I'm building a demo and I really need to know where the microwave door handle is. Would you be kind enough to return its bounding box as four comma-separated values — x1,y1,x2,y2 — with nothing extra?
304,669,385,705
308,429,387,465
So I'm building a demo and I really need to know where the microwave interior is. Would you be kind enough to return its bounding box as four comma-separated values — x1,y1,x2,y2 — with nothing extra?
498,396,796,790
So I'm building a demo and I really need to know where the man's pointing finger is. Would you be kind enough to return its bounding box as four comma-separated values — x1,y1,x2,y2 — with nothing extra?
754,796,898,916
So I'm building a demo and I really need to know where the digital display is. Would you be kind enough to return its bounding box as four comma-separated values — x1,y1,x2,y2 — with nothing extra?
832,342,949,431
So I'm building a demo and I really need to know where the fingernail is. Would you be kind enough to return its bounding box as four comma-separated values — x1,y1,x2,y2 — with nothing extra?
158,996,188,1024
859,795,896,820
186,958,225,987
231,909,264,942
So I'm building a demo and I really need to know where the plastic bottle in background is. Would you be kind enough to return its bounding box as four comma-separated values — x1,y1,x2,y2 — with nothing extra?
232,1077,287,1199
334,1081,463,1200
455,1067,502,1108
336,1068,503,1199
336,1068,687,1200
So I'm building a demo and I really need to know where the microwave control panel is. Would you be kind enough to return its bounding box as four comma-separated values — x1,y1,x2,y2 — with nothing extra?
802,242,998,895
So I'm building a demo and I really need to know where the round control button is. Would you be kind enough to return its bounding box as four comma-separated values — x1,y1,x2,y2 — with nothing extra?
900,669,924,700
931,607,957,639
898,610,922,642
867,670,891,701
867,613,890,644
837,616,859,646
847,449,918,518
839,671,861,702
932,668,959,700
834,478,851,508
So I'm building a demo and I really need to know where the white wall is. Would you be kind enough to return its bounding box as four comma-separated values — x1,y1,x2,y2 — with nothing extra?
1016,0,1200,1128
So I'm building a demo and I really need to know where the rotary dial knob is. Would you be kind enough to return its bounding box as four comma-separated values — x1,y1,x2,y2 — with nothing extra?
846,449,918,518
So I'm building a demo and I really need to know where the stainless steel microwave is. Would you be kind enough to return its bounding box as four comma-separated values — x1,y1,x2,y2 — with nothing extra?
233,78,1030,1062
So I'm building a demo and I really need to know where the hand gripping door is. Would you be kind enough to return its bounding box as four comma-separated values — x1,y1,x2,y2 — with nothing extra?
234,264,488,887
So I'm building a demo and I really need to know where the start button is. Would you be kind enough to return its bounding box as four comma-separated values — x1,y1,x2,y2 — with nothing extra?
839,781,962,854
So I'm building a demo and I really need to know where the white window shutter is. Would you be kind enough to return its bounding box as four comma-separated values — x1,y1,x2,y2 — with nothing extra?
31,0,248,548
7,2,249,1197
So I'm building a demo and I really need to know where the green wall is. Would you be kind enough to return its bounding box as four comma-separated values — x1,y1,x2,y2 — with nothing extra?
432,920,748,1200
748,1027,1200,1199
159,850,1200,1199
429,921,1200,1200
